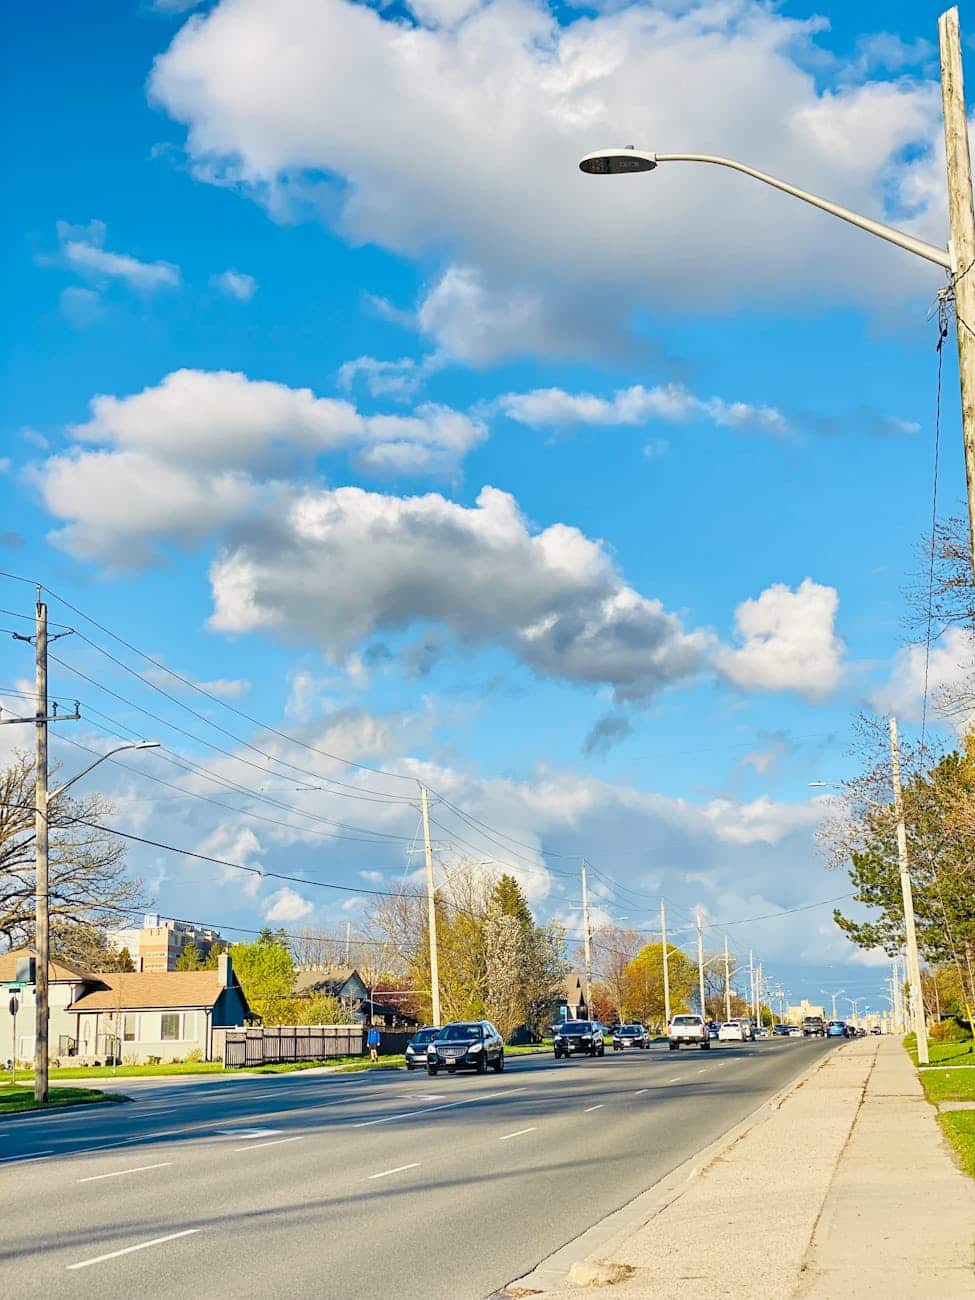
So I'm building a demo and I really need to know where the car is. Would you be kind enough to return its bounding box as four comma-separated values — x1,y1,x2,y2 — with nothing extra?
755,1026,771,1039
668,1014,711,1050
870,1025,883,1036
612,1023,650,1050
826,1019,847,1038
718,1021,745,1041
788,1026,802,1038
732,1018,756,1041
554,1020,606,1058
426,1021,505,1075
404,1026,440,1069
773,1024,791,1037
855,1026,867,1038
802,1016,826,1038
707,1021,720,1039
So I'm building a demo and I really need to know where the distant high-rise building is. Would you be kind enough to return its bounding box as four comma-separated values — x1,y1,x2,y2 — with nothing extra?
107,914,222,972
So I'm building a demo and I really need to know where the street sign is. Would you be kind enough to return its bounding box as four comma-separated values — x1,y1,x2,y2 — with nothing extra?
8,995,19,1017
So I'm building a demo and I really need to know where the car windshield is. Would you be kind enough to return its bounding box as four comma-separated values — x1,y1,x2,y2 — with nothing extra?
411,1029,439,1044
437,1023,482,1042
672,1016,701,1026
620,1025,642,1034
561,1022,592,1034
721,1023,737,1029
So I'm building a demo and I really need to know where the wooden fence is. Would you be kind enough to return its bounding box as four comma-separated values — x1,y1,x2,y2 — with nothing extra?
217,1025,414,1068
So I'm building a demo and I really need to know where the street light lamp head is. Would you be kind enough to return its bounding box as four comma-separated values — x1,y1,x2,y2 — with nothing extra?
579,147,657,175
134,741,160,750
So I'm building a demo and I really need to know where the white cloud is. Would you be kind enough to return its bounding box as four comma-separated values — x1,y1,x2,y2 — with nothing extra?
211,268,257,300
264,887,314,921
497,383,788,436
149,0,946,362
870,627,975,727
207,484,712,701
65,368,484,477
56,219,180,292
715,579,846,699
60,286,104,327
338,354,442,402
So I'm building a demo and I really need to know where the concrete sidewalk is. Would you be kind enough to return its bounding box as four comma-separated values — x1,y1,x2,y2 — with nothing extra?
511,1038,975,1298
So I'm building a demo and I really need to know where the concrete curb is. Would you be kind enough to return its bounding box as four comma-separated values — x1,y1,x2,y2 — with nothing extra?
502,1044,844,1296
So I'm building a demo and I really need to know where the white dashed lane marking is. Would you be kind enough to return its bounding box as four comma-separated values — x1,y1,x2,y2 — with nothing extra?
367,1163,420,1180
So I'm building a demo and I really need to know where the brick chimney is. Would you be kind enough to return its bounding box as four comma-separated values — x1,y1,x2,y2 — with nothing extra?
217,953,232,988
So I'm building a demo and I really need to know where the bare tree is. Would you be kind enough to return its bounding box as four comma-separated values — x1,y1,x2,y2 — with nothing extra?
0,753,143,950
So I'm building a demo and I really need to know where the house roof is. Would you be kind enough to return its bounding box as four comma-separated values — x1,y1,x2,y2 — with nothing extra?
0,947,86,984
293,966,364,996
68,970,231,1012
563,972,584,999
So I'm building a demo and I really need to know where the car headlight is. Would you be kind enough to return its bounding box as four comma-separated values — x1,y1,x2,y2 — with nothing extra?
467,1042,483,1052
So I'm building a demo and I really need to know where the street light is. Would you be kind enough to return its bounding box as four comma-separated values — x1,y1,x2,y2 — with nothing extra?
32,740,159,1103
578,7,975,572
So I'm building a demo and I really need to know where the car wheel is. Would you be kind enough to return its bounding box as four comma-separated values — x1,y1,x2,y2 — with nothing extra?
493,1053,504,1073
598,1045,605,1056
553,1050,561,1060
700,1040,710,1049
669,1041,677,1050
476,1055,487,1074
406,1061,415,1070
427,1065,438,1076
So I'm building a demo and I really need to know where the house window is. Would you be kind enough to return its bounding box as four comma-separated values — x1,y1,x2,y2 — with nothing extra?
161,1013,182,1041
123,1015,138,1042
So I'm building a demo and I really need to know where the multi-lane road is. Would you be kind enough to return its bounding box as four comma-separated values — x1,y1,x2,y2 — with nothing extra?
0,1037,832,1298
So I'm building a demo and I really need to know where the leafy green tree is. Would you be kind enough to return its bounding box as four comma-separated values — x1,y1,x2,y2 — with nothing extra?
623,942,698,1029
230,934,296,1022
176,941,205,971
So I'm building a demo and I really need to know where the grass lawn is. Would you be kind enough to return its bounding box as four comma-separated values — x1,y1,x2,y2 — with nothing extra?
14,1061,227,1080
939,1111,975,1179
904,1033,975,1104
0,1083,124,1114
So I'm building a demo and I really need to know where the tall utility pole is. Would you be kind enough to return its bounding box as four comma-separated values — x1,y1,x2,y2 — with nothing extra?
748,950,755,1024
34,601,49,1102
695,911,706,1020
660,899,671,1027
755,963,763,1027
581,863,593,1014
344,920,351,967
723,935,732,1022
889,718,929,1065
940,7,975,569
419,785,442,1028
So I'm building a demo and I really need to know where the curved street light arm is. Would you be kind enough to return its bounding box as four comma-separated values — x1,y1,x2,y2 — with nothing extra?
50,741,159,801
654,153,952,271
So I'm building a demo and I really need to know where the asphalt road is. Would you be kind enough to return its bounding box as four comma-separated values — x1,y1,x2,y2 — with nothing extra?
0,1038,832,1299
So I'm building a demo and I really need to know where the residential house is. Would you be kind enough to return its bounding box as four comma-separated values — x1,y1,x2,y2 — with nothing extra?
67,953,250,1063
0,949,90,1064
292,967,418,1026
106,913,223,972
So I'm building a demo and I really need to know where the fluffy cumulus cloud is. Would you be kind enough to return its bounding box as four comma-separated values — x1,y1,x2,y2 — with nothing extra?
870,627,975,727
149,0,946,362
56,219,180,292
715,579,846,699
497,383,788,436
264,887,314,921
208,484,712,701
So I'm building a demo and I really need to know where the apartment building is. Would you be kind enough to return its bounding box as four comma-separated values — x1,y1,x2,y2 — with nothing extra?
107,914,223,972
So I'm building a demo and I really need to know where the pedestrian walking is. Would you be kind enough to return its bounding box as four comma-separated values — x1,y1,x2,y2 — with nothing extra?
367,1024,380,1063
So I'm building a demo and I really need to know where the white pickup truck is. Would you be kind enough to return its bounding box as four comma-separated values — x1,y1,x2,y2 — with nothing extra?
668,1013,711,1050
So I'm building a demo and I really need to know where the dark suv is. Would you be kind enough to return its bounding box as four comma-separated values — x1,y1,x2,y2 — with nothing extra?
802,1016,826,1038
612,1023,650,1050
426,1021,504,1075
403,1026,440,1070
554,1020,605,1059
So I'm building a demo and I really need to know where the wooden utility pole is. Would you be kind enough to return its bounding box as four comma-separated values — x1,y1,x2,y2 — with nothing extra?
723,935,732,1022
940,7,975,572
660,900,671,1028
695,911,706,1020
581,863,593,1014
889,718,929,1065
419,785,442,1028
34,600,50,1103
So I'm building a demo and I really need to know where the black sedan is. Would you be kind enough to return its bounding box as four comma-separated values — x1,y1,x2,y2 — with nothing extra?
426,1021,505,1075
612,1023,650,1050
554,1020,606,1059
403,1026,440,1069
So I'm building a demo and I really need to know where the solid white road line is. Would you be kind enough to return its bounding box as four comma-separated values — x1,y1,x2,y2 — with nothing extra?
66,1228,201,1271
77,1163,172,1183
499,1127,537,1141
353,1088,524,1129
234,1136,304,1151
584,1105,604,1113
367,1163,420,1180
634,1089,649,1095
1,1149,54,1164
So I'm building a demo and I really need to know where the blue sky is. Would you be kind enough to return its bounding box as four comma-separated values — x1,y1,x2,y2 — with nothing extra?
1,0,970,1014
